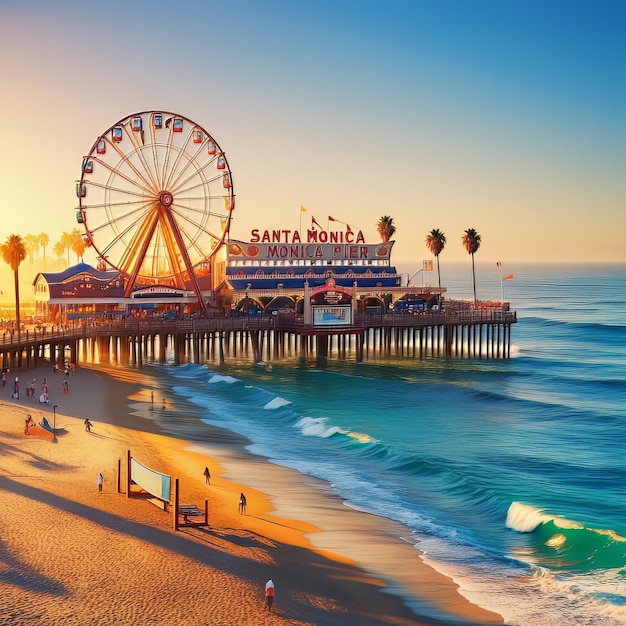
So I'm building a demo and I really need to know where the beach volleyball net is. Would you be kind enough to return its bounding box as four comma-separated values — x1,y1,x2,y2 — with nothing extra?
126,450,171,505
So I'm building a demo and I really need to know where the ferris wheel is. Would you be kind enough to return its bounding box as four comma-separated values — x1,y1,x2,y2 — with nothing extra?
75,110,234,311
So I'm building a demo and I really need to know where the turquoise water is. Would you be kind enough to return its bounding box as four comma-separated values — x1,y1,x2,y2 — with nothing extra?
152,263,626,625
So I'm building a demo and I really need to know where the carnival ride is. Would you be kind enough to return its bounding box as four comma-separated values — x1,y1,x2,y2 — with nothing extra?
75,111,235,315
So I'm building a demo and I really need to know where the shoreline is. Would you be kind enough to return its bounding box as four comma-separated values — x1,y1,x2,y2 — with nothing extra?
0,362,503,625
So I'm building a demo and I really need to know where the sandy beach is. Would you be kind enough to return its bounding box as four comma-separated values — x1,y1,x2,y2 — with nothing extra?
0,363,504,626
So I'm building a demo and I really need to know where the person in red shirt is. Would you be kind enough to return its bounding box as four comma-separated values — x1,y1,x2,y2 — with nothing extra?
264,579,275,611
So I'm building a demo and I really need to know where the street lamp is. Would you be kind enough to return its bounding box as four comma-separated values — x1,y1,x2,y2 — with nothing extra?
53,404,58,442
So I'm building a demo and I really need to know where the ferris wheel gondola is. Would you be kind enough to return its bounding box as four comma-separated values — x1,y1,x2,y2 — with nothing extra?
75,110,235,314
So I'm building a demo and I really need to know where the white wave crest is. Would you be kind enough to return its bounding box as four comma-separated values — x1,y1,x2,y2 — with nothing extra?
208,374,238,384
295,416,344,438
264,396,291,410
506,502,553,532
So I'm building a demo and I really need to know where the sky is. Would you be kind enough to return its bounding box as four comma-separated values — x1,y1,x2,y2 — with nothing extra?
0,0,624,272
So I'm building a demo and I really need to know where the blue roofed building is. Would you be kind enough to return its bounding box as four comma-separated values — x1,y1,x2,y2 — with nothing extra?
31,226,445,321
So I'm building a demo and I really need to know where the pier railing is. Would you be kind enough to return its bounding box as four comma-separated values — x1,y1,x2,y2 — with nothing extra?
0,309,517,349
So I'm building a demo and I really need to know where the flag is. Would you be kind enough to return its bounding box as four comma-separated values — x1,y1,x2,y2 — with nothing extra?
346,224,353,234
312,215,322,229
496,261,502,270
503,274,514,281
300,206,308,212
328,215,336,221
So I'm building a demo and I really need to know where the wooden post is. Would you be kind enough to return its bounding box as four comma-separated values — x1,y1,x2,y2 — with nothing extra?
204,500,209,526
126,450,131,498
117,458,121,494
174,478,180,531
218,332,225,364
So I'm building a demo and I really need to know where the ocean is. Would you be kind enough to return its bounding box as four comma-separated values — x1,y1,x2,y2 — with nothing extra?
145,262,626,626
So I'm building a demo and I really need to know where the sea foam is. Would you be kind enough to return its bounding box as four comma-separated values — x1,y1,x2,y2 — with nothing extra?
295,416,344,438
208,374,238,384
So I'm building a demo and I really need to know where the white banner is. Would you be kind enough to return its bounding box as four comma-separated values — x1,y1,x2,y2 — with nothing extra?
130,457,171,503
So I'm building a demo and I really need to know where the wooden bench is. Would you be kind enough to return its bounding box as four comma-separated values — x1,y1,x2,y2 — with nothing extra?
176,502,209,528
178,504,203,523
172,479,209,531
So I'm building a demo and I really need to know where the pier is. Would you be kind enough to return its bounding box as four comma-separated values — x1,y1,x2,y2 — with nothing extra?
1,308,517,372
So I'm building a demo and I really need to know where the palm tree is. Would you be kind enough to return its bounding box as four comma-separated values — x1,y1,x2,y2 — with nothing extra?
376,216,396,242
53,240,65,267
425,228,446,288
0,234,27,338
38,232,50,267
23,233,38,264
60,231,72,265
70,229,86,262
462,228,482,304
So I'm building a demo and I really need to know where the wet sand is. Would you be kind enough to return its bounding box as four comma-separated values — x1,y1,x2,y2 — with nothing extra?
0,363,504,625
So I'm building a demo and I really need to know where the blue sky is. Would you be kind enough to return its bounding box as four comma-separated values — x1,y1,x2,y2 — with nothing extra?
0,0,624,267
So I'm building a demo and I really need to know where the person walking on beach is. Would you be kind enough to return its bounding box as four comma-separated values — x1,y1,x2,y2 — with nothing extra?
97,473,103,493
239,492,247,515
24,414,34,435
264,579,275,612
203,466,211,485
84,418,93,433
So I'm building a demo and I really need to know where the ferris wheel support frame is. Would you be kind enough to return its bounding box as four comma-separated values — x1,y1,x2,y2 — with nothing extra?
164,205,209,316
122,209,161,295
